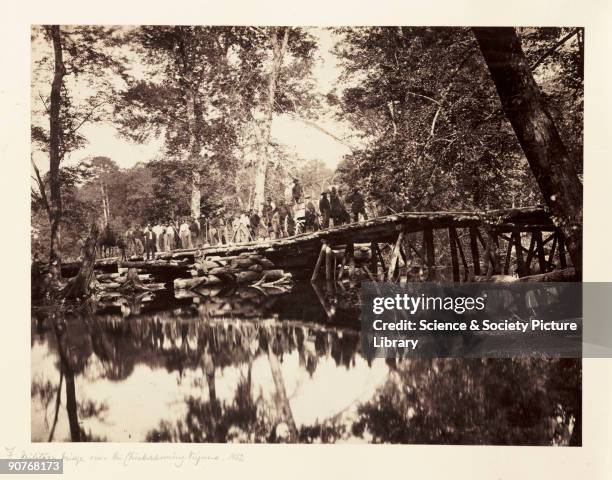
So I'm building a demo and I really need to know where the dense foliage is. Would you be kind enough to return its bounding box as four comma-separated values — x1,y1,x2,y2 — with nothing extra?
331,27,583,213
31,27,583,260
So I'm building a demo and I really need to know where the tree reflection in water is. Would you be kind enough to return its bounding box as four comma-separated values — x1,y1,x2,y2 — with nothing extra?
31,284,580,445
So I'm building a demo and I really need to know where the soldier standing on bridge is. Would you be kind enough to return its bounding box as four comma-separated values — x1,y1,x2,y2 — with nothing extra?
153,222,164,252
164,222,175,251
292,178,303,204
125,226,135,257
179,218,192,249
143,224,156,260
319,191,331,229
347,188,368,223
330,187,348,226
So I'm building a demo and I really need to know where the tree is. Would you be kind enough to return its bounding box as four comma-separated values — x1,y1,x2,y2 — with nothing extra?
45,25,66,280
115,26,249,219
116,26,318,217
473,27,583,273
31,25,125,277
331,27,539,213
80,156,120,225
251,28,290,213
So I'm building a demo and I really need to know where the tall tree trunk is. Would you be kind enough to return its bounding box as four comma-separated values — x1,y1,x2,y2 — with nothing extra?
186,88,202,219
473,27,583,275
47,25,66,281
253,28,290,214
191,170,201,219
100,183,109,225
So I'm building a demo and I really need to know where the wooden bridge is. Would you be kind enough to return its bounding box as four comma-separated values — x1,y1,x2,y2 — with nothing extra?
66,206,572,284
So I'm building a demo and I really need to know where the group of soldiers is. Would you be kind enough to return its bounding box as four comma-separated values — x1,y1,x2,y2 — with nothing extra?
116,180,369,255
123,218,202,259
205,180,368,246
318,185,368,228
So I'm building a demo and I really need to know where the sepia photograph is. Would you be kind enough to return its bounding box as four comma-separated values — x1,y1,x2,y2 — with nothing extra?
30,25,583,445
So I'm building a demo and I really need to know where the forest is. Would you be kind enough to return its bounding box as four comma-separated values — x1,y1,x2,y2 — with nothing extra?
31,26,583,275
29,26,584,446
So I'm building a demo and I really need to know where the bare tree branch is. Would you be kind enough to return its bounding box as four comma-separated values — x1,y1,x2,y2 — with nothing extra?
530,28,580,71
31,155,50,215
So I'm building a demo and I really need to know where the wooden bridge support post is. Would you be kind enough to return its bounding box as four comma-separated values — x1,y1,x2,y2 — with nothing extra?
525,232,537,275
469,227,481,276
337,246,348,281
547,234,558,271
558,233,568,268
387,230,405,282
453,229,470,282
448,227,460,282
482,228,500,276
311,241,327,282
534,231,547,273
513,230,526,277
325,244,334,282
503,235,513,275
369,242,378,279
424,228,436,281
347,242,356,283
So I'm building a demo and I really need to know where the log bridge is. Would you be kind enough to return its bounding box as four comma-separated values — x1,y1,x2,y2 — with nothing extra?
62,206,572,285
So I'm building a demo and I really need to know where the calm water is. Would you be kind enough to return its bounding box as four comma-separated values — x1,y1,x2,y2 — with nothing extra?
31,283,581,445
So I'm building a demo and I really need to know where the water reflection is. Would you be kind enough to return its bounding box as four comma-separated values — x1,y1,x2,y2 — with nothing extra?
31,284,580,445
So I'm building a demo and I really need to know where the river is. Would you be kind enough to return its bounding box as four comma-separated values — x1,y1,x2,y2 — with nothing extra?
31,282,580,444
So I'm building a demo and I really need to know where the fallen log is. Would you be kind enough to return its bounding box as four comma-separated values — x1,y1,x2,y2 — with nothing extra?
473,267,577,283
235,271,263,283
119,268,165,292
119,260,187,269
96,272,121,281
231,258,256,269
517,267,577,282
261,270,286,281
209,266,240,276
174,275,222,290
257,258,276,269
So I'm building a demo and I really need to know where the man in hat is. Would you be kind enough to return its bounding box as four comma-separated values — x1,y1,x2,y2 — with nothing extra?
143,223,156,260
329,186,346,226
347,187,368,222
292,178,303,204
319,191,331,229
179,218,192,249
